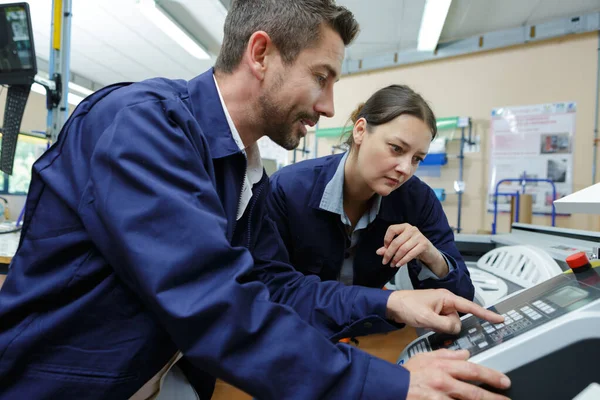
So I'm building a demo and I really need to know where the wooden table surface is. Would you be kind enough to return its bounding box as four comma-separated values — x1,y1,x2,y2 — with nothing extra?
211,327,419,399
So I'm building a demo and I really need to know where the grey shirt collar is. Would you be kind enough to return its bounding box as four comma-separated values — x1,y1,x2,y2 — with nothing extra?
319,152,382,230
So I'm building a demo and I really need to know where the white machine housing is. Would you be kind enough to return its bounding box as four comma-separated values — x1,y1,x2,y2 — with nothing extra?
397,270,600,399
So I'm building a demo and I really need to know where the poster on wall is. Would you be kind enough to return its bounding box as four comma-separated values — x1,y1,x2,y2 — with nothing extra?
487,102,576,214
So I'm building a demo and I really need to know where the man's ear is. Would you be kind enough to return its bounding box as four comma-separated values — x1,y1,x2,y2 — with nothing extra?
352,118,367,146
245,31,273,81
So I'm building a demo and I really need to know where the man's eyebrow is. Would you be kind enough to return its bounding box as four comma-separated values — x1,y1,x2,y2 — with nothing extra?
320,64,339,82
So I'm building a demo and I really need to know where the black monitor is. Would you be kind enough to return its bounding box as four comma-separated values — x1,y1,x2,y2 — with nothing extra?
0,2,36,175
0,2,36,85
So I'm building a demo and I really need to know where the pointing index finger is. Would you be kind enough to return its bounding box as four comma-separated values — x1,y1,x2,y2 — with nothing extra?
448,296,505,324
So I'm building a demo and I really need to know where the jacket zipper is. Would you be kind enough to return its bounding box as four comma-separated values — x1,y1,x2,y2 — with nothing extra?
246,179,265,248
232,162,248,235
336,218,351,281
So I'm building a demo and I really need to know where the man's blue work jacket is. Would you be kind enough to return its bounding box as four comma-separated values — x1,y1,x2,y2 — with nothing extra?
0,70,411,399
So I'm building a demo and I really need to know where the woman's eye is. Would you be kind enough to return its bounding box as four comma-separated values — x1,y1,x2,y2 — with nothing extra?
390,144,402,153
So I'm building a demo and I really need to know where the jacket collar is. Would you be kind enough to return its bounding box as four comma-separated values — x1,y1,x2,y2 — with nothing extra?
308,153,345,210
308,152,391,222
186,68,241,159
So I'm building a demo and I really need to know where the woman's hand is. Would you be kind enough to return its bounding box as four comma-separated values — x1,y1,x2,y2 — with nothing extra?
376,223,448,277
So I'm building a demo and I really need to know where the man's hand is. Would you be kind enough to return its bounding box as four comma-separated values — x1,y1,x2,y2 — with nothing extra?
404,349,511,399
375,223,448,277
386,289,504,334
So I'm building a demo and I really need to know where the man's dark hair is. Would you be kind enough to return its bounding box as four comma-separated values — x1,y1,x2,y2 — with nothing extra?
215,0,359,73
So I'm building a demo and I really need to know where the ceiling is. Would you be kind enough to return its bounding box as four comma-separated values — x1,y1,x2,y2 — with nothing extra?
441,0,600,42
338,0,426,60
10,0,219,88
2,0,600,90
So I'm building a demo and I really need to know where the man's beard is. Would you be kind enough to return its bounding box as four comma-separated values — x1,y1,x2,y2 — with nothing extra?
258,77,318,151
258,92,302,151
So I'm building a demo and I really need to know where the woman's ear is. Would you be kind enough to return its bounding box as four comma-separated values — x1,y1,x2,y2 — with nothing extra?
352,117,367,146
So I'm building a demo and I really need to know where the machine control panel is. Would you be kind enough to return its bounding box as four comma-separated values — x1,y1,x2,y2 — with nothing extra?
398,270,600,364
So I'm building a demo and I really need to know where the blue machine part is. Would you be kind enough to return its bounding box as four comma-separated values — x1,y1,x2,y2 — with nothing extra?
433,188,446,202
420,153,447,166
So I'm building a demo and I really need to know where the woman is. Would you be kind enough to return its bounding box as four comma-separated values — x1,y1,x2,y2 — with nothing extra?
267,84,474,300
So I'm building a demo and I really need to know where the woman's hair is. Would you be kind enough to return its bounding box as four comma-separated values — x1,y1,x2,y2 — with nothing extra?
344,84,437,148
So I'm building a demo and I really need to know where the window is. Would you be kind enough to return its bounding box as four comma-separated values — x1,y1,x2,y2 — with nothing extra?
0,132,48,195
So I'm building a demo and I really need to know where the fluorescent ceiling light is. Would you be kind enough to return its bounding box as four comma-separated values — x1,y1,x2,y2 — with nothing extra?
417,0,452,52
67,93,85,106
68,82,94,96
31,82,84,106
139,0,211,60
31,82,46,96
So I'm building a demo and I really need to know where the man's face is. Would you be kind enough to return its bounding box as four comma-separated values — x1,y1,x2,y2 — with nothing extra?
259,25,345,150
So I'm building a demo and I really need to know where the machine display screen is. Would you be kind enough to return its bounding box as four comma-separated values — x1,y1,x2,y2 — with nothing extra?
400,271,600,362
546,286,588,308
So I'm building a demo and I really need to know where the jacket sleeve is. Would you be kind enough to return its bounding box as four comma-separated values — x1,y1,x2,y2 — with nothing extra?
407,186,475,301
79,100,410,400
250,198,401,340
265,172,294,258
264,173,401,338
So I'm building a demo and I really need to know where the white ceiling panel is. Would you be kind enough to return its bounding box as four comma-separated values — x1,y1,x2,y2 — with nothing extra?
441,0,600,42
73,0,212,81
339,0,426,59
2,0,600,89
529,0,600,23
75,2,198,79
174,0,226,43
0,0,214,87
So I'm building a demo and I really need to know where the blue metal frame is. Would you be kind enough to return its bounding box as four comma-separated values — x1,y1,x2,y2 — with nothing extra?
491,178,557,234
14,1,72,225
48,0,73,142
433,188,446,202
455,119,473,233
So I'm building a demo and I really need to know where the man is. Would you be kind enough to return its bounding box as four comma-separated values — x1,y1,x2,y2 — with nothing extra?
0,1,511,399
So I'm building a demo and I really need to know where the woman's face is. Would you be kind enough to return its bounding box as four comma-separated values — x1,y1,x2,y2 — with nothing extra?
352,114,432,196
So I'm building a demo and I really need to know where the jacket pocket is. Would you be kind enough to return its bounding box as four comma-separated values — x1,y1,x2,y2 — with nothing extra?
25,363,138,384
